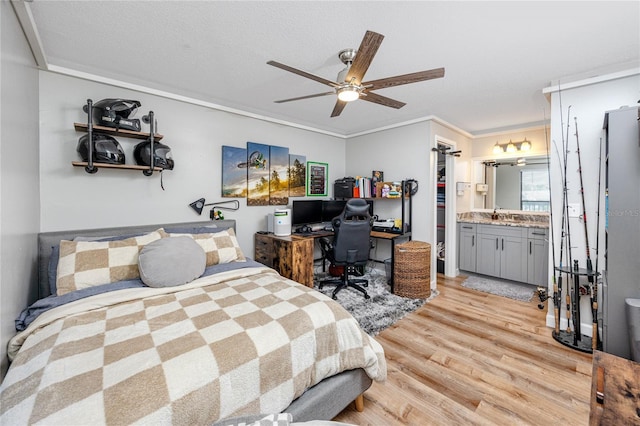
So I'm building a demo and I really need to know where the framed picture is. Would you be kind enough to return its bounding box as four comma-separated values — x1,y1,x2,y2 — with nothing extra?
269,145,289,205
246,142,270,206
288,154,306,197
221,145,247,198
306,161,328,196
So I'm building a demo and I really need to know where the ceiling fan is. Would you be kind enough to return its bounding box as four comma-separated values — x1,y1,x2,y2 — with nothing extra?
267,30,445,117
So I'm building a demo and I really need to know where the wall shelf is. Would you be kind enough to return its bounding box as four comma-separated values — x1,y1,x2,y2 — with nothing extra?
74,123,163,141
74,100,165,176
71,161,163,172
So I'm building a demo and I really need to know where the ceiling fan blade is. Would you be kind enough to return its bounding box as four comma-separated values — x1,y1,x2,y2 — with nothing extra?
345,31,384,84
274,91,335,103
363,67,445,90
267,60,338,88
360,91,406,109
330,100,348,117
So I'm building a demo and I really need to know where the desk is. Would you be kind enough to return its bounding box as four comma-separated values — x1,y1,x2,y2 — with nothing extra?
589,350,640,425
254,231,410,292
254,233,315,287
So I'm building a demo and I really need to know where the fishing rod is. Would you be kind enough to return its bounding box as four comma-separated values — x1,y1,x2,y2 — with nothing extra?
591,136,604,350
561,105,574,333
574,117,594,282
564,109,579,338
545,118,561,334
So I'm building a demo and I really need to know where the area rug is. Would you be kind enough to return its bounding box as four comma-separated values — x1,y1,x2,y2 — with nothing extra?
314,270,438,335
461,274,536,302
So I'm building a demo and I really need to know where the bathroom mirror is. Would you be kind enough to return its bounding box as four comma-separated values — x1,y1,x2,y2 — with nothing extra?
474,155,550,211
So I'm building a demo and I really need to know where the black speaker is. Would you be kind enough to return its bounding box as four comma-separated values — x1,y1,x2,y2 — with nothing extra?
334,177,355,199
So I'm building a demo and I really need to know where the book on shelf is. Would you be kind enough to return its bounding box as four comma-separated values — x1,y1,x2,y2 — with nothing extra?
371,171,383,197
353,176,374,198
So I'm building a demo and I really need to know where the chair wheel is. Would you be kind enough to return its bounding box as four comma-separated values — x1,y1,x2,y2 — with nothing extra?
332,294,338,300
364,294,370,299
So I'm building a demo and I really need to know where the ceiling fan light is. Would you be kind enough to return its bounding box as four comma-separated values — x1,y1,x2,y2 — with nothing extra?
337,86,359,102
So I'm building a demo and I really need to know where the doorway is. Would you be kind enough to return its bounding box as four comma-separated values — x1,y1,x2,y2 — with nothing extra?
436,144,446,274
434,138,458,277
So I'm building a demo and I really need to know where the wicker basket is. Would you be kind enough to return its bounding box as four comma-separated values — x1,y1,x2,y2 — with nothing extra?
394,240,431,298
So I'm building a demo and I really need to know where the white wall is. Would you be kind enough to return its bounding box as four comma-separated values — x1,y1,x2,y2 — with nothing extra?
345,120,471,283
546,73,640,333
1,2,41,379
39,72,346,254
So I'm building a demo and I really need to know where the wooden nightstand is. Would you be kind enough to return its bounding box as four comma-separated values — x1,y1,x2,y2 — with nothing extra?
254,233,314,287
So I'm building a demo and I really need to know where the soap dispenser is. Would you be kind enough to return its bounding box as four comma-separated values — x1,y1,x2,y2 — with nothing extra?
491,209,499,220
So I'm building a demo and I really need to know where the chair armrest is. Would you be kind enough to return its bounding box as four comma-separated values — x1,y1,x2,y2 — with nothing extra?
318,236,333,255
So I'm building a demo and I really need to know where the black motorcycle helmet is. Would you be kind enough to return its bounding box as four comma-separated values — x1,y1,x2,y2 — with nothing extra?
134,140,174,170
83,98,142,131
77,133,126,164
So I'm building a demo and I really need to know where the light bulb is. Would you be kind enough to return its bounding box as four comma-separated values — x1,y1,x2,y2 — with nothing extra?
337,87,359,102
493,142,502,155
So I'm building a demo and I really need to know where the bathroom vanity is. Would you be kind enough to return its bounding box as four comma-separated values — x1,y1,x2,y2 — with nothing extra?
457,211,549,285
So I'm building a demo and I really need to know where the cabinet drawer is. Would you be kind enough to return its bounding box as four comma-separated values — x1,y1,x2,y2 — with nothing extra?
478,224,525,238
458,222,476,232
527,228,548,239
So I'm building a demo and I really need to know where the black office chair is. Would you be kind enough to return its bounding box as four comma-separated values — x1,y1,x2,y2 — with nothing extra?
318,198,373,300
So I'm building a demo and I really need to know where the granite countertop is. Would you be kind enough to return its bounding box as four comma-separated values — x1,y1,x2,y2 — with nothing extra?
457,211,549,229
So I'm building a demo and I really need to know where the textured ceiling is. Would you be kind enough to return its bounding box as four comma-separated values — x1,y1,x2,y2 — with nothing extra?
24,1,640,136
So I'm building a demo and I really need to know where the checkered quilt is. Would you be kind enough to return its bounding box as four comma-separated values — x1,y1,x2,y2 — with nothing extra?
0,266,386,425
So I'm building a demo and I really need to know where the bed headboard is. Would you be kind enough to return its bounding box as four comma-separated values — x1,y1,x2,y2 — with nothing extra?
37,220,236,299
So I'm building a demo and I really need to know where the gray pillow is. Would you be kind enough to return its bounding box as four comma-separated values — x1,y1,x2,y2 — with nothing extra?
138,236,206,288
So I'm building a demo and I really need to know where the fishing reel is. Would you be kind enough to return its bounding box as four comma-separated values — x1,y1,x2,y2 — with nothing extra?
537,287,549,309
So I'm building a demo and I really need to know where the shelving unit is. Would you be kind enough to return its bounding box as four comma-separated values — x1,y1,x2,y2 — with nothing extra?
71,161,163,172
73,99,164,175
73,123,164,141
334,178,415,293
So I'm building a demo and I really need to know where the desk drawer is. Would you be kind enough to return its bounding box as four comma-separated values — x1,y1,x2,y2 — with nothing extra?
254,235,274,267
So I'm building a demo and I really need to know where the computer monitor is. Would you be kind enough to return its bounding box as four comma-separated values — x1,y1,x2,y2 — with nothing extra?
291,200,323,227
322,199,373,222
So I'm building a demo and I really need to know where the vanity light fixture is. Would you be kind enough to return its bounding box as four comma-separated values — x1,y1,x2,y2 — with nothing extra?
492,142,502,155
492,138,532,154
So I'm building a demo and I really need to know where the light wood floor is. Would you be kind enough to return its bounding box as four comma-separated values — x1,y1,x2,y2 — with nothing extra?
333,273,593,425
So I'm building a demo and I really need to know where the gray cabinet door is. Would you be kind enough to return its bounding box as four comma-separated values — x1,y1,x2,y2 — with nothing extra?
458,224,477,272
527,236,548,285
477,233,500,277
501,235,527,282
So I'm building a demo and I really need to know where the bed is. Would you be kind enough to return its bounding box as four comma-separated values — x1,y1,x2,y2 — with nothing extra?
0,220,386,425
